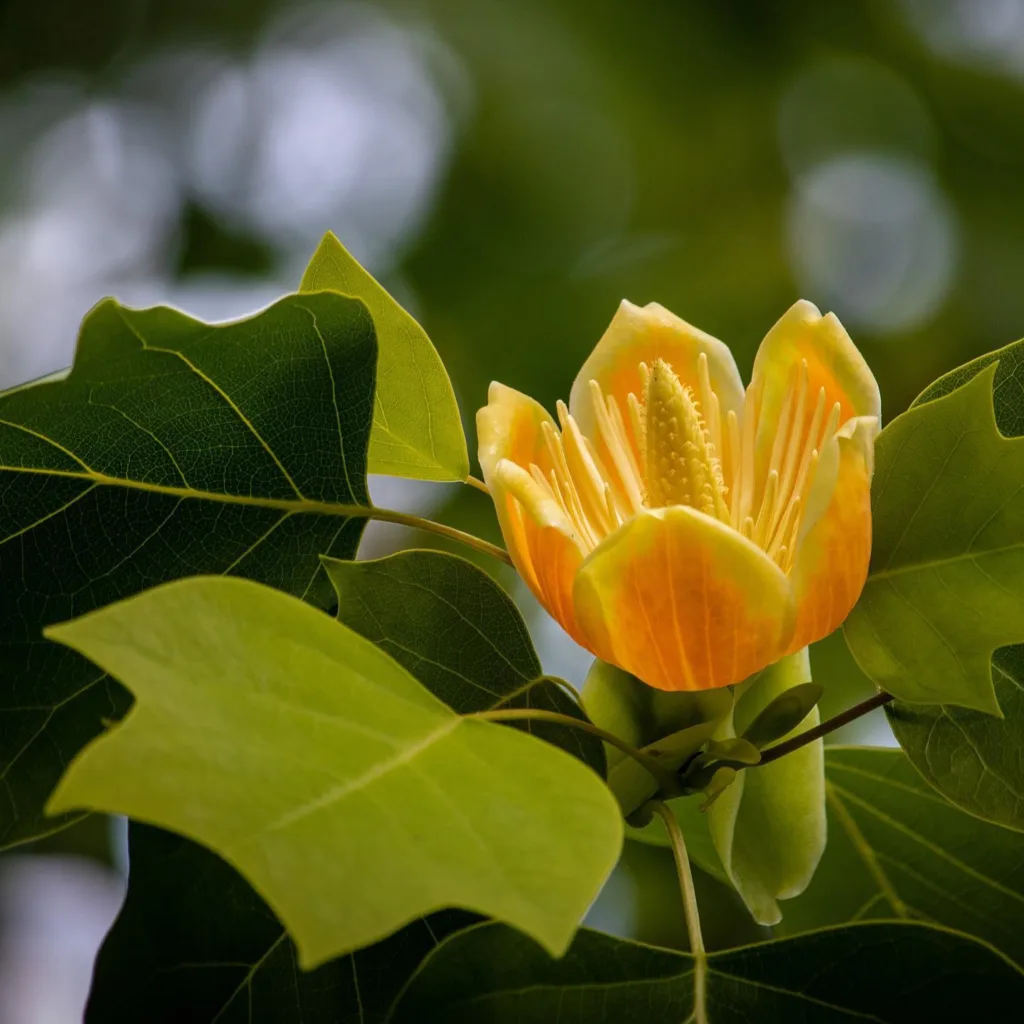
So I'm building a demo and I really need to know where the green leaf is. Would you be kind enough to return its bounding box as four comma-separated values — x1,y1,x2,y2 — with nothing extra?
845,361,1024,714
886,644,1024,830
0,293,376,850
775,747,1024,969
44,576,622,966
740,682,823,749
848,338,1024,829
87,824,475,1024
707,650,826,926
389,920,1024,1022
324,549,604,774
301,232,469,482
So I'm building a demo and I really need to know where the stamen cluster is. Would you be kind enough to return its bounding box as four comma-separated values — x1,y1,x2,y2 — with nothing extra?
516,354,842,572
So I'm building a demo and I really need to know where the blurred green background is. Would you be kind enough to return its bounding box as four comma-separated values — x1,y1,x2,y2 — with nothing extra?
3,0,1024,1013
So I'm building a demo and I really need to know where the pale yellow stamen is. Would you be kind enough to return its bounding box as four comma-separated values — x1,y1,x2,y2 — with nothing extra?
587,379,644,514
501,348,841,574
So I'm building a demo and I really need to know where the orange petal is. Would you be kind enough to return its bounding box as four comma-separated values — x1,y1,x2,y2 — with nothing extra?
786,416,876,652
477,383,587,644
568,300,745,480
573,506,795,691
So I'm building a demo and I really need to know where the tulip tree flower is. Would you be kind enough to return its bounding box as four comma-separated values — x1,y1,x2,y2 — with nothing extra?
478,300,880,691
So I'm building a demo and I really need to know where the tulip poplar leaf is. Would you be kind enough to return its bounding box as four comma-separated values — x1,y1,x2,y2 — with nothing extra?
774,747,1024,968
389,919,1024,1022
87,824,475,1024
887,644,1024,831
44,576,622,967
0,293,376,851
851,337,1024,829
301,232,469,482
846,360,1024,714
324,549,604,774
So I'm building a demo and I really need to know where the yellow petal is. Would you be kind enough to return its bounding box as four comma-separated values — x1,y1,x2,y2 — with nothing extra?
751,300,881,424
572,506,795,691
568,300,745,479
786,416,876,652
748,302,880,491
477,383,587,644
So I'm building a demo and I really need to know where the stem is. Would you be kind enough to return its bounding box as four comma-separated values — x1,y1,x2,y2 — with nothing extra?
468,708,676,789
367,508,513,567
757,690,894,766
465,475,491,495
649,801,706,1024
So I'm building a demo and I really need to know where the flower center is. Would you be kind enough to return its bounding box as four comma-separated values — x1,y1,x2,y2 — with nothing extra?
511,355,841,572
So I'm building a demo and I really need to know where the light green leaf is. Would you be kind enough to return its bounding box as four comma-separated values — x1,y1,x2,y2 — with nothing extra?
301,232,469,482
324,549,604,774
845,361,1024,714
0,293,376,851
390,919,1024,1022
44,576,622,967
708,650,825,926
86,824,475,1023
775,747,1024,969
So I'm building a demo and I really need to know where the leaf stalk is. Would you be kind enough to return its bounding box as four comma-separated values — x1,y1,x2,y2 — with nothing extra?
467,708,677,790
649,800,707,1024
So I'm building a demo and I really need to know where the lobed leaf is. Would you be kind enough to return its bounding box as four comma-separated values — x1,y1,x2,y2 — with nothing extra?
853,336,1024,829
635,746,1024,971
845,360,1024,715
301,232,469,482
0,294,376,850
778,747,1024,969
87,825,475,1024
389,919,1024,1022
44,576,622,966
886,644,1024,831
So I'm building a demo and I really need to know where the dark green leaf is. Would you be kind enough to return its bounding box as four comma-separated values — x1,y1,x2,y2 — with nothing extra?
776,747,1024,969
88,824,475,1024
845,361,1024,714
390,920,1024,1023
886,644,1024,830
0,293,376,850
45,576,622,965
324,549,604,774
301,232,469,481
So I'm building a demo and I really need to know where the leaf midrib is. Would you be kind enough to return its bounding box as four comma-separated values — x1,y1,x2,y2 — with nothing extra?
867,539,1024,583
0,464,369,516
251,717,462,837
